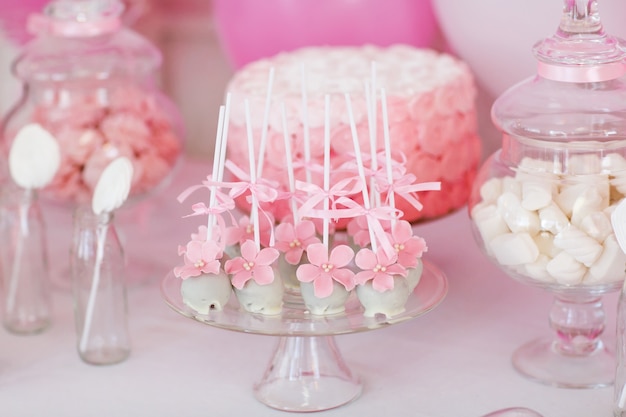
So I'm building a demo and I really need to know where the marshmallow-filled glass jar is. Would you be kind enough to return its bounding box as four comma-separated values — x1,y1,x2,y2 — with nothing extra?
0,0,183,205
469,0,626,388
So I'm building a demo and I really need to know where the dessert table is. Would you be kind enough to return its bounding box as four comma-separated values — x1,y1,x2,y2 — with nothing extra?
0,157,616,417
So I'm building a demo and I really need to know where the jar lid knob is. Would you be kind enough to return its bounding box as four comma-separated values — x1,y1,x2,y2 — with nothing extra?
27,0,124,37
533,0,626,82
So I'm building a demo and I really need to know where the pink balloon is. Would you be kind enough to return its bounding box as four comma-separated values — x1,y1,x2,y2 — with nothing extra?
0,0,147,45
0,0,48,44
432,0,626,97
213,0,438,69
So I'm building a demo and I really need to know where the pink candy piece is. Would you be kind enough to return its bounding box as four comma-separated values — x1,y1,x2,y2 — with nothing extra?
53,127,105,164
11,83,183,204
82,142,135,192
101,112,152,154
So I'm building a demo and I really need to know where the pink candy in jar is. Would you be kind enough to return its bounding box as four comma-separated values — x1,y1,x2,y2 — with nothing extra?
1,0,183,204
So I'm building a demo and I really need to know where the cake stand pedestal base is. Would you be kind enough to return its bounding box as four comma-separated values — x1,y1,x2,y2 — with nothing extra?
254,335,362,412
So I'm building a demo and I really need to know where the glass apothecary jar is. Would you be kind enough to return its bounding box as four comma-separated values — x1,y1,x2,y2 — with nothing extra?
469,0,626,388
0,0,183,205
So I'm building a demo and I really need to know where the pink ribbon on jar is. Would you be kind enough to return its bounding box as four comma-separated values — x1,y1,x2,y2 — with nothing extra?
537,61,626,83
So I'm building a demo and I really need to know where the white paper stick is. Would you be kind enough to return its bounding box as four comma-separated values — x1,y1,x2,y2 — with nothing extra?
256,67,275,178
280,103,299,224
381,88,397,227
365,81,378,207
364,81,380,208
370,61,377,144
323,95,331,251
244,99,261,251
300,63,312,184
345,93,377,253
206,105,225,242
217,93,232,183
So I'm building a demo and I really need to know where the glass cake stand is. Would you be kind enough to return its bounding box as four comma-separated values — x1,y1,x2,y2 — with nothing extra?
161,260,448,412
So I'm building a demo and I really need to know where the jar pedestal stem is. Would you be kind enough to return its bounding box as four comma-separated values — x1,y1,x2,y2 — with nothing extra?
512,294,614,388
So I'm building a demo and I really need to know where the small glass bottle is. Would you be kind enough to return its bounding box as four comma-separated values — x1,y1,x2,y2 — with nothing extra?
0,186,52,334
71,206,130,365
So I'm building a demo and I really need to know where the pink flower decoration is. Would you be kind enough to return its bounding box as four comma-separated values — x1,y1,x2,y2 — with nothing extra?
274,220,321,265
188,225,225,251
224,240,279,289
191,225,208,241
346,215,391,248
174,240,222,280
355,247,407,292
224,214,273,248
296,243,356,298
388,220,427,268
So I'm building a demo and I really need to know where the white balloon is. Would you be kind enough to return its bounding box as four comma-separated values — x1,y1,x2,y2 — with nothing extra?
432,0,626,97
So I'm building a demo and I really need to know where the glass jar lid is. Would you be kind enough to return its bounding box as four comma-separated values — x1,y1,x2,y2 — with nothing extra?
492,0,626,146
14,0,161,83
534,0,626,81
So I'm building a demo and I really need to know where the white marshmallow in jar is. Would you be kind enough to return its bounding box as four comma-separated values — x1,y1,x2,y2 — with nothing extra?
471,148,626,289
469,54,626,291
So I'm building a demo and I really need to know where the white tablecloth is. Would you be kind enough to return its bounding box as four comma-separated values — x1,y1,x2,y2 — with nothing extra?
0,157,617,417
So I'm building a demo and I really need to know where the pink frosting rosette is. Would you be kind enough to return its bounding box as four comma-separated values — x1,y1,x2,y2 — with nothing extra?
225,45,482,223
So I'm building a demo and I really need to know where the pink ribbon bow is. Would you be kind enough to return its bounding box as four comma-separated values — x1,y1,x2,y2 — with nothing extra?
183,202,237,227
177,177,235,206
377,174,441,212
223,160,280,203
296,176,363,220
292,158,325,174
305,199,401,258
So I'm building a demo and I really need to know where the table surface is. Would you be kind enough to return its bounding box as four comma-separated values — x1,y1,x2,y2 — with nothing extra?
0,157,618,417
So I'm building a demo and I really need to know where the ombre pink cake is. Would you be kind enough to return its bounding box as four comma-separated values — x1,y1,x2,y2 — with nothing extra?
225,44,481,223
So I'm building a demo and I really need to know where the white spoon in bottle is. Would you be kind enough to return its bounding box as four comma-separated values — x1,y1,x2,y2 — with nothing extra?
3,123,60,333
78,156,133,358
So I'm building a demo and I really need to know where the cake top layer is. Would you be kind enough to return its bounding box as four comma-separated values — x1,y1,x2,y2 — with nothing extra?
228,44,472,98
